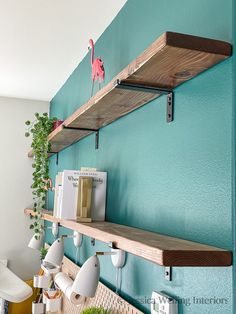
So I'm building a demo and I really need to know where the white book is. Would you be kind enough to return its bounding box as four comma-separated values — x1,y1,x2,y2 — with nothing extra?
57,185,63,218
81,167,97,172
53,172,62,218
58,170,77,219
53,174,59,217
59,170,107,220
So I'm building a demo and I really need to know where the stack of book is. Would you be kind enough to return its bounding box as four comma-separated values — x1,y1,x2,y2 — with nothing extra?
53,168,107,222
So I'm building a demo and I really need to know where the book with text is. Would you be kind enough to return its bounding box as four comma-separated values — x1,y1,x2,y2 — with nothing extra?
58,170,107,220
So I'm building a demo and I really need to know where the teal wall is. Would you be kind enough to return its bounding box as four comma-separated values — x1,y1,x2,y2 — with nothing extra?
46,1,234,313
232,0,236,313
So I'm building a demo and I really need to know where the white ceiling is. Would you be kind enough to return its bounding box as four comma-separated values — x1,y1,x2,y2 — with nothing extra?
0,0,127,101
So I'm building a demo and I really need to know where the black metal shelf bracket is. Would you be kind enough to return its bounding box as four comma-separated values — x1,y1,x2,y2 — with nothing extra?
166,92,174,123
62,125,99,150
48,151,59,165
115,79,174,123
47,126,99,165
164,266,172,281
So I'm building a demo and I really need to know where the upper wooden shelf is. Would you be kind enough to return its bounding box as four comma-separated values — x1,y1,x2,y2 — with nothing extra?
25,208,232,267
28,32,232,157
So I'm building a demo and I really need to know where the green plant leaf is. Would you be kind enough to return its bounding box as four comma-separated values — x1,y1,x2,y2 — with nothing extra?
40,247,48,260
81,307,111,314
26,112,58,234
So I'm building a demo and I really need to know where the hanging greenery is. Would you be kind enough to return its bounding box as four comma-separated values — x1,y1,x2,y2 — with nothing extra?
25,112,57,239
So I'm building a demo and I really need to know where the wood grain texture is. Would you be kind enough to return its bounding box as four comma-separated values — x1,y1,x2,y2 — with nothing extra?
25,209,232,267
58,252,143,314
28,32,232,157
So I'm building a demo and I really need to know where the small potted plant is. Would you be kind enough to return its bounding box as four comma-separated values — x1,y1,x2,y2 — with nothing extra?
39,247,48,262
81,307,111,314
52,119,64,130
25,112,58,240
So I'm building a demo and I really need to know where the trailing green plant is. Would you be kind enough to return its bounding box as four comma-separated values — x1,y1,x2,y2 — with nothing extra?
81,307,111,314
25,112,57,239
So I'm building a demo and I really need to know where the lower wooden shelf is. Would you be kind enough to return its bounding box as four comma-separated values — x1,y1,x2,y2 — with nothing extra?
24,208,232,267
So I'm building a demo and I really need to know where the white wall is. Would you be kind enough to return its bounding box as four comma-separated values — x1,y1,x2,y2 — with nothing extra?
0,96,49,279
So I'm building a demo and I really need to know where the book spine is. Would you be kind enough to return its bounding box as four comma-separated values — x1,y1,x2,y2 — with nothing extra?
57,185,63,219
59,171,77,220
53,175,59,218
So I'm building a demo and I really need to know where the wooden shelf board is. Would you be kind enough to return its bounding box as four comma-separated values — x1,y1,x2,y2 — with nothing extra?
28,32,231,157
24,208,232,267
